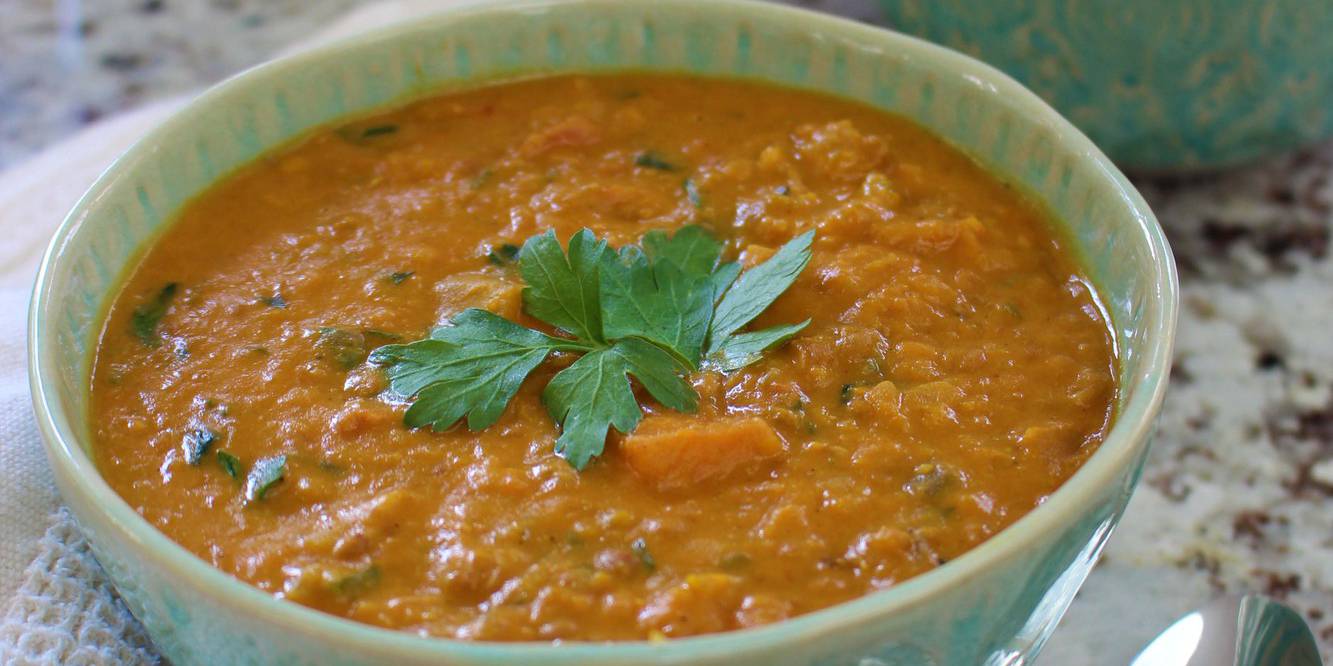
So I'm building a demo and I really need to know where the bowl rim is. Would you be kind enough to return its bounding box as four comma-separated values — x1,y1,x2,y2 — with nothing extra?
27,0,1179,660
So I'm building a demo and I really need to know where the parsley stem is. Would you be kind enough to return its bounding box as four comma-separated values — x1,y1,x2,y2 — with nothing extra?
548,340,599,353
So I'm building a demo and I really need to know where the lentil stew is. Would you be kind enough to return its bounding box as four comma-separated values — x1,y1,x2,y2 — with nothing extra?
91,74,1117,641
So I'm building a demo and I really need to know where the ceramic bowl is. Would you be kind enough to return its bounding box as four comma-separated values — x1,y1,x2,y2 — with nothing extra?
877,0,1333,172
28,1,1178,664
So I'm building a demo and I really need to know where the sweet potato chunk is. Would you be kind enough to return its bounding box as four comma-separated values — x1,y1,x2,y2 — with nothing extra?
434,272,522,321
620,415,784,490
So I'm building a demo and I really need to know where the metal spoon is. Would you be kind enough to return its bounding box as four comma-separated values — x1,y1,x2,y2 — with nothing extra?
1131,594,1322,666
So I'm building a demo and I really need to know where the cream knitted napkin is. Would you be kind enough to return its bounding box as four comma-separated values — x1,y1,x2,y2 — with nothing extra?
0,98,181,666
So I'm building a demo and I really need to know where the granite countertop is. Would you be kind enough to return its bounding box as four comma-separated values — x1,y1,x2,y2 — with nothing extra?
1,0,1329,663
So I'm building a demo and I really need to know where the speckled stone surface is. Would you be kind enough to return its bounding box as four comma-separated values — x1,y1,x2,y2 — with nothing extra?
1,0,1329,663
0,0,372,168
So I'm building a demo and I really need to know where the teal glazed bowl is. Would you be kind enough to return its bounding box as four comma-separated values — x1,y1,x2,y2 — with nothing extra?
877,0,1333,172
28,1,1178,664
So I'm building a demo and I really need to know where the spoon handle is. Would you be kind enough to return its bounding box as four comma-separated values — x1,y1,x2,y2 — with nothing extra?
1130,595,1322,666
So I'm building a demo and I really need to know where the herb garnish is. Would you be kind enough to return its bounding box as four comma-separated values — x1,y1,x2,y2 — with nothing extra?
362,329,403,343
131,282,178,347
334,565,381,597
487,243,520,266
631,538,656,572
244,454,286,502
372,226,813,470
260,292,287,308
315,327,366,369
182,427,216,465
217,450,242,480
361,124,398,138
683,178,702,209
634,151,677,171
388,271,414,285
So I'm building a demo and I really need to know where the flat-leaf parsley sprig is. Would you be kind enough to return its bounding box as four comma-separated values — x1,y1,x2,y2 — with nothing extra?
370,226,814,469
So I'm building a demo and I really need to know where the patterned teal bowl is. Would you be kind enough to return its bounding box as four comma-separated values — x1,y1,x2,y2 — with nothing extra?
877,0,1333,172
28,1,1178,664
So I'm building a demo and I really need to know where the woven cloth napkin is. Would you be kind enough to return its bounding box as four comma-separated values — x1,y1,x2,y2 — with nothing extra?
0,98,181,665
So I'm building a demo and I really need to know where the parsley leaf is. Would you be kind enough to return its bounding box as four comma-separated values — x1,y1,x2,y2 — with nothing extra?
131,282,178,347
244,454,286,502
642,224,740,306
543,338,694,468
706,230,815,355
374,227,814,470
371,308,578,431
600,246,713,367
706,320,810,371
641,225,723,278
520,229,609,343
182,427,217,465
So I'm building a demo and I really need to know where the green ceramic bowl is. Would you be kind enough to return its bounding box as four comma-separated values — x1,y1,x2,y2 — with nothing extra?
28,1,1178,664
876,0,1333,172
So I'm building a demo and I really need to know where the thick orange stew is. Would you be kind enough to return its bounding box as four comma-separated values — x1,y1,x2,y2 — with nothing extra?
91,75,1116,641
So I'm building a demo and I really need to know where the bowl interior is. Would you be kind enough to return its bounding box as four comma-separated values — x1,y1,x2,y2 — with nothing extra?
29,0,1176,662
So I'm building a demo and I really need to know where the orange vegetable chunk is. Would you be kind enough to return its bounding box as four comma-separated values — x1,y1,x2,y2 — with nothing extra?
620,415,785,490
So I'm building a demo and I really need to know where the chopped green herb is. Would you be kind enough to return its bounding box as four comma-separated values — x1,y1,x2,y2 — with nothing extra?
244,454,286,502
361,329,402,343
372,227,814,470
719,552,752,570
317,460,345,475
245,345,270,355
683,178,702,208
217,450,242,480
487,243,521,266
360,124,398,138
388,271,414,285
631,538,656,572
470,168,493,190
260,293,287,308
634,151,677,171
334,565,381,597
840,383,857,404
131,282,178,347
182,427,216,465
315,327,366,369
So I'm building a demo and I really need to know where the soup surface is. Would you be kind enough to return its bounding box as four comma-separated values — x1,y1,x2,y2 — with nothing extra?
92,75,1116,641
